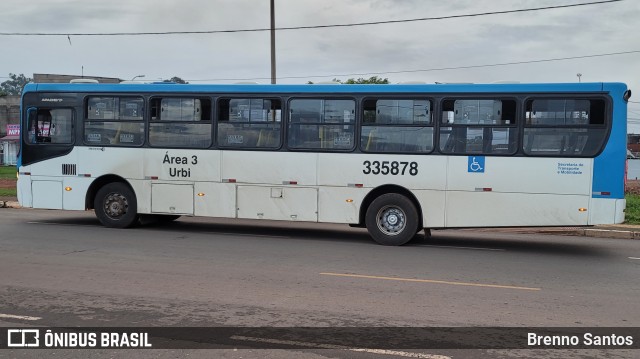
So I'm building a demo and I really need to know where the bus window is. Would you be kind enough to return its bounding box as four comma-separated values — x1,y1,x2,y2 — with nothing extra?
360,99,433,153
149,98,212,148
85,97,144,146
29,108,74,144
523,98,607,156
217,98,282,149
88,97,143,121
288,99,355,150
439,99,517,155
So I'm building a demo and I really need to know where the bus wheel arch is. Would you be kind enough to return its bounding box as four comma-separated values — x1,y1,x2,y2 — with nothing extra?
359,185,423,245
85,175,132,210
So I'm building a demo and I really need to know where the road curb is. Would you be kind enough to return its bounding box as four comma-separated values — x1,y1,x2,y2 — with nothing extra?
0,201,21,209
516,228,640,240
583,228,640,240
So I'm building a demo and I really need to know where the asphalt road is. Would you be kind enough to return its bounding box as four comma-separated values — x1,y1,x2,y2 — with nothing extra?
0,208,639,359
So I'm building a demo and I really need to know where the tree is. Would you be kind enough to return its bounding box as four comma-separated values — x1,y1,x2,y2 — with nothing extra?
163,76,189,84
307,76,389,84
1,73,32,95
341,76,389,84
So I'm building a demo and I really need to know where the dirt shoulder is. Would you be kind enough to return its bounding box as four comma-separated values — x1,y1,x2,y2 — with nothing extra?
0,178,17,201
0,179,16,188
626,180,640,195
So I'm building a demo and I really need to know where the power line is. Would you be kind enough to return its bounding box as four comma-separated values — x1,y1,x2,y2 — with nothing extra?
186,49,640,82
0,0,623,36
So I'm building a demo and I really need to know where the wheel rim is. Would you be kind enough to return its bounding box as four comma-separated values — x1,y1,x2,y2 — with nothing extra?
376,205,406,236
103,192,129,220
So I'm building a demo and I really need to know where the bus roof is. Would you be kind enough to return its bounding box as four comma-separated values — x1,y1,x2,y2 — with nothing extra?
22,82,627,95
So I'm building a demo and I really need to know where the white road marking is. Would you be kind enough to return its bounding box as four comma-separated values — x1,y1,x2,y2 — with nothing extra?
629,257,640,260
349,349,452,358
230,336,451,359
0,313,42,321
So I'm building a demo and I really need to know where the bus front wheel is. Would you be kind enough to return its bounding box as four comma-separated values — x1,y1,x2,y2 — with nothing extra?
365,193,419,246
94,182,139,228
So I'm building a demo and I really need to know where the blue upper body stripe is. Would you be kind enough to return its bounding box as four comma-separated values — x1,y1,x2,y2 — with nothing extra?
23,82,621,95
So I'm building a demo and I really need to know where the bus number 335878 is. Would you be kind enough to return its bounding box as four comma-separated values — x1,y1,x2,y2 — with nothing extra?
362,160,418,176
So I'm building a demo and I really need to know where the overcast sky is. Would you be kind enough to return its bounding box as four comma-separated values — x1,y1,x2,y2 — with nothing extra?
2,0,640,130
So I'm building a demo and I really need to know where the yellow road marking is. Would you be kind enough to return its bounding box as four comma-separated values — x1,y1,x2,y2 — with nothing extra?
320,272,541,291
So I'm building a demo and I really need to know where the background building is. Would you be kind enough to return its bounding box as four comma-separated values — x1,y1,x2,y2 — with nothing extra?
0,95,20,135
0,96,20,165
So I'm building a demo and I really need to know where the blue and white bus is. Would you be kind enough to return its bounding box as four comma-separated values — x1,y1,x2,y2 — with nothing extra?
17,81,631,245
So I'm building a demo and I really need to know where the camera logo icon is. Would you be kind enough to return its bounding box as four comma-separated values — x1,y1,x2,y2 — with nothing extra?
7,329,40,347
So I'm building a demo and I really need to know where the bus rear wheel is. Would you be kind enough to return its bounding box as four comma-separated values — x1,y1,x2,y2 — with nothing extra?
365,193,419,246
94,182,139,228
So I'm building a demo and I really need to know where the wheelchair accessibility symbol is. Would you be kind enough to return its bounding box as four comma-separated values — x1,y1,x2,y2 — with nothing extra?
468,156,485,173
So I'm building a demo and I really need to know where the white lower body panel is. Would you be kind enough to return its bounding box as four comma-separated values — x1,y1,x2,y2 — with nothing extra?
445,191,590,227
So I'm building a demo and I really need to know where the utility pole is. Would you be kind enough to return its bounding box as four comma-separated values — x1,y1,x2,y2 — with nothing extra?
270,0,276,84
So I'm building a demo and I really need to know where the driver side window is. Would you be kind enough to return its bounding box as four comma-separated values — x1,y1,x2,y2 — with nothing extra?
28,108,74,144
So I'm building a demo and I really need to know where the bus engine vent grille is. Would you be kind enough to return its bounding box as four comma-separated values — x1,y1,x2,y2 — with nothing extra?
62,164,77,176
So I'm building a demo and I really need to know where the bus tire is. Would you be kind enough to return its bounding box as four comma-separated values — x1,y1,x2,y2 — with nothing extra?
94,182,139,228
365,193,419,246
